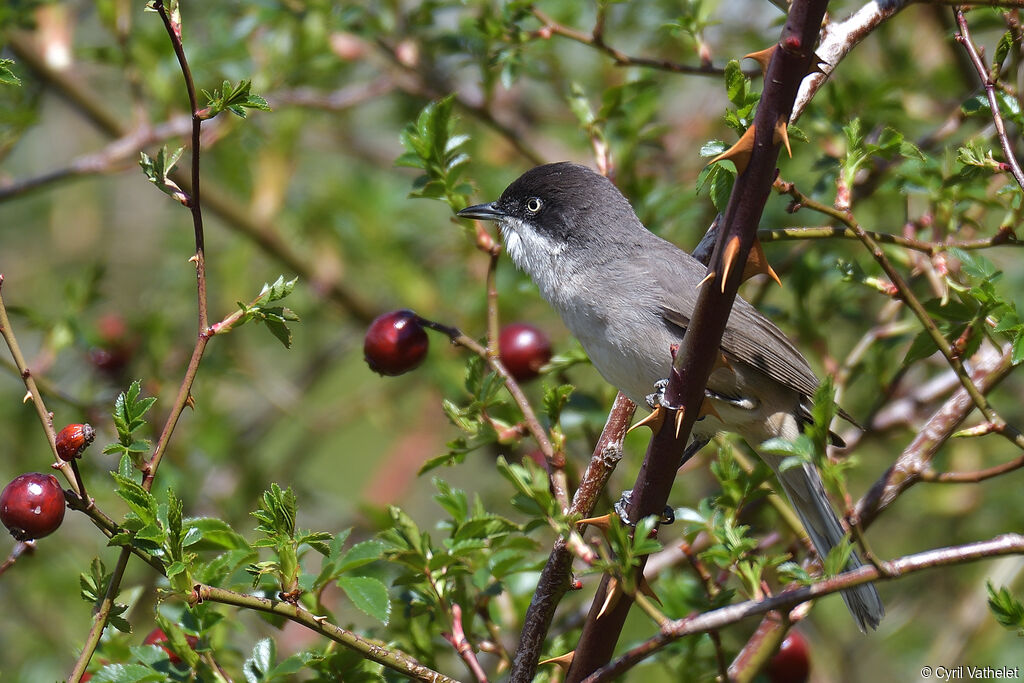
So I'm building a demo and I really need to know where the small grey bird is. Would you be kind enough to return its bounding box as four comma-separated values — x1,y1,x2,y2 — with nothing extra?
458,161,883,631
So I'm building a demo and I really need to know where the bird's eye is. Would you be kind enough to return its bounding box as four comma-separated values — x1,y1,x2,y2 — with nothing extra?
525,197,543,214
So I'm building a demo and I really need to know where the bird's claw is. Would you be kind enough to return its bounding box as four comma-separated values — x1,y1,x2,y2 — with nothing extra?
614,489,675,527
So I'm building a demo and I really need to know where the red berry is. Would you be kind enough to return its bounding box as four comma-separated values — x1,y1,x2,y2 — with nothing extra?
364,310,429,376
55,423,95,462
0,473,66,541
767,630,811,683
89,313,135,377
498,323,552,382
144,628,199,665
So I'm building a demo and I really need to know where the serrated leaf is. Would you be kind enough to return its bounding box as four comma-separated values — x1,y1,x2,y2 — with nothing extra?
245,637,275,682
91,663,165,683
337,576,391,623
0,58,21,86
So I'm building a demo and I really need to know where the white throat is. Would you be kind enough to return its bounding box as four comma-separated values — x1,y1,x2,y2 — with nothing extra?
499,216,574,304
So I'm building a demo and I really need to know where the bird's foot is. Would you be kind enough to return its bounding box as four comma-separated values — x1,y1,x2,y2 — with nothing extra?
614,489,675,527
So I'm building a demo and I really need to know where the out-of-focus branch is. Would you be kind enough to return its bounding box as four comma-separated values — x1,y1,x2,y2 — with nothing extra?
792,0,1024,121
529,7,731,76
758,225,1020,253
585,533,1024,682
6,31,379,324
855,342,1013,527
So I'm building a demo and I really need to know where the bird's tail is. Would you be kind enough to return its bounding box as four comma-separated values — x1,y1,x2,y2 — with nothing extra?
767,456,884,632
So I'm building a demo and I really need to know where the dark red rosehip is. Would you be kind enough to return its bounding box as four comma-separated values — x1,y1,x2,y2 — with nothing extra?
144,628,199,665
364,310,429,376
498,323,552,382
0,473,66,541
767,630,811,683
89,313,135,377
55,423,95,462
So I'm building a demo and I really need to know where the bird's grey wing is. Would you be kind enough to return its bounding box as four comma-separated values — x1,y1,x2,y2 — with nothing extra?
639,242,821,400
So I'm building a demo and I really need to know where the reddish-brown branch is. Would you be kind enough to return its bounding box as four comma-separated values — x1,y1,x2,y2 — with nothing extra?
510,393,636,683
444,604,489,683
566,4,831,679
954,7,1024,192
530,7,732,76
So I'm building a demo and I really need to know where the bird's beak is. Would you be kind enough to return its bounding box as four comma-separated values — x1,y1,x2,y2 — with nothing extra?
457,202,506,221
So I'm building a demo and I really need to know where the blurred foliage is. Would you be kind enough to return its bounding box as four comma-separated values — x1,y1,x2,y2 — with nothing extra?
0,0,1023,681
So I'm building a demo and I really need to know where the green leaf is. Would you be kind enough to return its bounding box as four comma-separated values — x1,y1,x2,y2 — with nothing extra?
822,536,854,577
185,517,251,550
202,79,271,119
335,540,386,574
244,637,275,682
543,384,573,426
139,147,187,204
0,58,20,86
987,582,1024,635
337,575,391,623
112,472,159,527
398,95,473,212
91,663,165,683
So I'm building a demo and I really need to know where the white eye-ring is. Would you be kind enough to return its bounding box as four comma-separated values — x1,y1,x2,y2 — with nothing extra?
525,197,543,213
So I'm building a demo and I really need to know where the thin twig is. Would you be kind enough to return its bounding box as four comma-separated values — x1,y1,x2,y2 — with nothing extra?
509,392,635,683
530,7,732,76
954,7,1024,191
758,225,1020,253
191,583,459,683
584,533,1024,682
6,31,378,324
445,604,489,683
0,541,33,578
415,316,568,510
70,5,217,678
0,275,76,493
775,179,1024,455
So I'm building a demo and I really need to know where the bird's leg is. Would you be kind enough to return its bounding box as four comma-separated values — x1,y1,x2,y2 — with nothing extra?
614,489,675,527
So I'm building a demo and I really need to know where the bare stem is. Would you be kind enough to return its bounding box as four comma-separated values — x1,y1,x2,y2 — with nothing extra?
0,541,33,578
0,275,77,493
758,225,1020,253
954,6,1024,191
191,583,460,683
416,316,568,510
530,7,732,76
445,603,489,683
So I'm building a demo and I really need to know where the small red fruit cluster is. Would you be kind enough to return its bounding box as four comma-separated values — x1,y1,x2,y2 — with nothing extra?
364,310,429,376
766,630,811,683
56,423,95,461
0,473,66,541
498,323,551,382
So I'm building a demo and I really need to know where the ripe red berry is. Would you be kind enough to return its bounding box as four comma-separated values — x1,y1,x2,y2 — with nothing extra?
766,630,811,683
498,323,552,382
144,628,199,665
56,423,95,462
0,473,66,541
364,310,429,376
